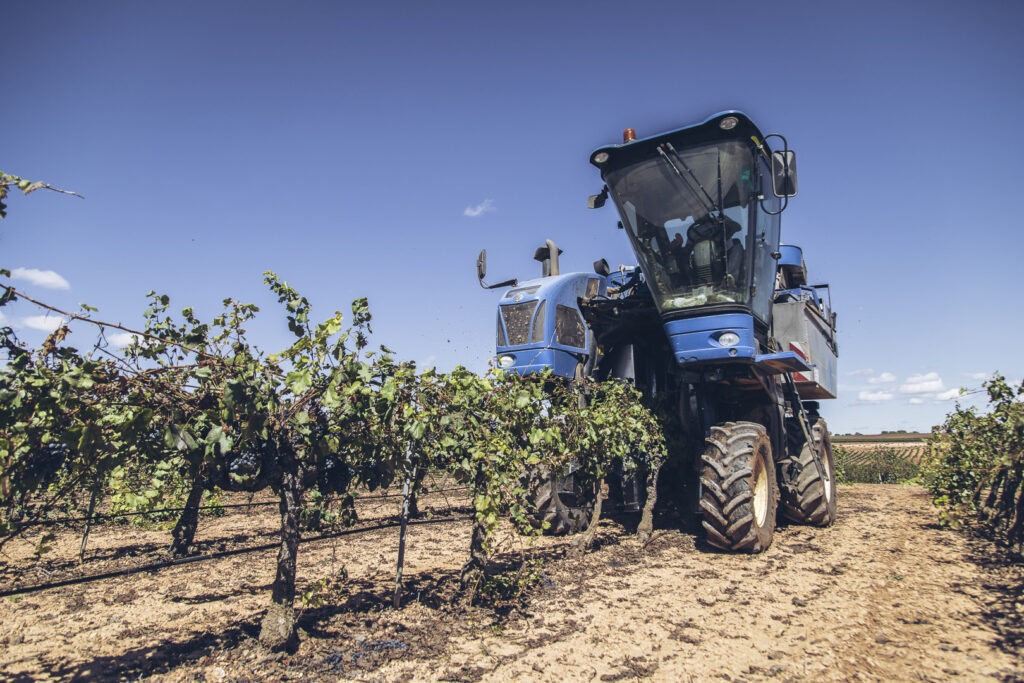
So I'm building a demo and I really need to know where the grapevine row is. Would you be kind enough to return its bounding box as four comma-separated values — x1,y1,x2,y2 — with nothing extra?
0,273,666,651
925,374,1024,554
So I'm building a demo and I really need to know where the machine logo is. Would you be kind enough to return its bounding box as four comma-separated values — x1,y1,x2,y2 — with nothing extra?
513,293,524,303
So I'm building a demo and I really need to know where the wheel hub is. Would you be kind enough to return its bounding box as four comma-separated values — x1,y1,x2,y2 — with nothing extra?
752,459,768,526
822,450,833,503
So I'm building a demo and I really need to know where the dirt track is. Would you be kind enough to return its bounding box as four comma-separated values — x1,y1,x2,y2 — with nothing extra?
1,485,1022,681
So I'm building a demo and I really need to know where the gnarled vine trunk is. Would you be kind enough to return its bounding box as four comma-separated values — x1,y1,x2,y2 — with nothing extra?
170,470,205,557
573,477,605,554
637,459,663,545
259,440,303,652
460,466,489,594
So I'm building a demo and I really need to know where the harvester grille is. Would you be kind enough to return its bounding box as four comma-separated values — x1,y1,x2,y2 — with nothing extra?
500,301,538,346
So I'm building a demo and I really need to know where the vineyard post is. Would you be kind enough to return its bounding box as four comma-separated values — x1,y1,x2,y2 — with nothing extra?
406,466,427,518
79,473,103,563
392,447,416,608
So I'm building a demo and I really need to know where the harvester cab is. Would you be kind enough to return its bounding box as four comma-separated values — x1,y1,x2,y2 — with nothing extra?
586,111,841,552
588,112,807,372
476,240,608,380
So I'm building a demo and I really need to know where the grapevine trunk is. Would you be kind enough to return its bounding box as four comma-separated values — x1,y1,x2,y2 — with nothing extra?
258,441,303,652
170,472,205,557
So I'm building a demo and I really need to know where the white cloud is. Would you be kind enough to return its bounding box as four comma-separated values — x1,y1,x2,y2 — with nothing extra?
908,397,925,405
22,315,65,332
848,368,875,376
10,267,71,290
936,388,962,401
899,372,945,394
868,372,896,384
967,372,988,380
463,199,495,218
107,331,139,347
858,390,894,403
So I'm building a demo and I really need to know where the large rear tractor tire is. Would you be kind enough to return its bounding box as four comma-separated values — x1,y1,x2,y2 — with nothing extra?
527,471,596,536
780,418,837,526
699,421,778,553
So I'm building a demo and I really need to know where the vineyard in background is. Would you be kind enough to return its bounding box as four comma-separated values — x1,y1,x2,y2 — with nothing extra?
831,430,933,484
834,444,924,484
833,432,931,444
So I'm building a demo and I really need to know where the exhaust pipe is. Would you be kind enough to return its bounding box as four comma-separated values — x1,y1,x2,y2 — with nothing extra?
533,239,563,278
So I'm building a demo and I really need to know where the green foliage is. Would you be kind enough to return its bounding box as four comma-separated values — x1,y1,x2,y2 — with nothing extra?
0,318,125,533
925,374,1024,549
0,266,668,623
474,557,544,605
107,459,191,524
833,445,920,484
299,489,355,532
299,568,349,609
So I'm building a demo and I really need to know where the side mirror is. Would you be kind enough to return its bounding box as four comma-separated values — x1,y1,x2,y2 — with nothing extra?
476,249,487,285
593,258,610,277
771,150,798,198
475,247,518,290
587,186,608,209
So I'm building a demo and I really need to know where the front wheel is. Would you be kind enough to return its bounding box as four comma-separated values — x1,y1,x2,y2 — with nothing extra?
526,471,596,535
699,421,778,553
780,418,837,526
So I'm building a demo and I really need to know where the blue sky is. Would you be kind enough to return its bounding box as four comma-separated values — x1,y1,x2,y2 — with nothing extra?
2,0,1021,434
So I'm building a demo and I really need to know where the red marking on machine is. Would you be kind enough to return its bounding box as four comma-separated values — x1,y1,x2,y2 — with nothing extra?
789,342,811,382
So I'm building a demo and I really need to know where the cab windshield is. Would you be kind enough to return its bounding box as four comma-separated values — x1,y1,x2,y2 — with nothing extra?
605,140,756,313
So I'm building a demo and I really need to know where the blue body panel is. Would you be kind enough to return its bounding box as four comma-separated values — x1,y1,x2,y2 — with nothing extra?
777,244,803,269
495,272,604,378
753,350,813,374
664,313,757,365
665,313,817,377
495,347,582,378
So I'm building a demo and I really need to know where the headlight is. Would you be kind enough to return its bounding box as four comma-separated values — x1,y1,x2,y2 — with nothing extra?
498,355,515,368
718,332,740,347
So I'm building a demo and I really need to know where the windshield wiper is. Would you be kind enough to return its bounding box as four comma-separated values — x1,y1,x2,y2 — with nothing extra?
657,142,723,220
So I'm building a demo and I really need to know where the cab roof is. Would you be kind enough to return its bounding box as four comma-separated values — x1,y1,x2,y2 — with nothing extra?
589,110,772,172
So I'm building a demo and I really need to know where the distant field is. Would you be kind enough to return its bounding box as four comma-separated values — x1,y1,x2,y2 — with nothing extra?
832,433,931,444
832,433,934,466
837,442,932,465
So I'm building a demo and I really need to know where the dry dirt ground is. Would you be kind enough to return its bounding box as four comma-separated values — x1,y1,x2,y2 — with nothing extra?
1,485,1022,682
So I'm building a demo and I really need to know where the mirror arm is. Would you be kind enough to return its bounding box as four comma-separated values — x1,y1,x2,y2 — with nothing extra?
485,278,517,290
